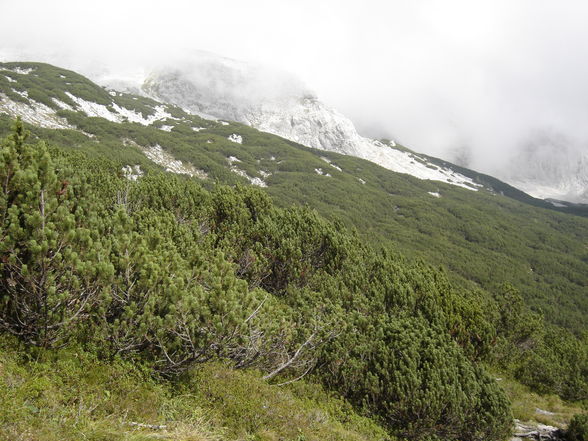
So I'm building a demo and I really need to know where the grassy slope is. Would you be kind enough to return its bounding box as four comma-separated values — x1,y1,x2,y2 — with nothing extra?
1,62,587,333
497,375,585,429
0,338,390,441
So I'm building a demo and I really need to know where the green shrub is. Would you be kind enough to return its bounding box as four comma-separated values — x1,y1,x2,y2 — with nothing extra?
567,414,588,441
321,315,512,441
0,119,113,346
0,120,563,440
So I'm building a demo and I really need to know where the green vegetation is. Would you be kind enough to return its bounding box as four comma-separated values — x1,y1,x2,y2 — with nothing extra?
1,62,586,337
1,120,518,440
494,373,584,427
567,414,588,441
0,336,389,441
1,62,588,439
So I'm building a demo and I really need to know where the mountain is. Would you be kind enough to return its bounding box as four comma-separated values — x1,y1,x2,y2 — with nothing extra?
1,61,587,333
500,132,588,204
141,55,490,192
88,52,483,192
99,51,588,207
1,60,587,441
3,50,587,205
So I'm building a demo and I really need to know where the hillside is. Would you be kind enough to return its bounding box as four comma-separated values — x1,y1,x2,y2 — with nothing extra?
0,61,587,333
0,337,391,441
1,120,521,440
1,62,588,440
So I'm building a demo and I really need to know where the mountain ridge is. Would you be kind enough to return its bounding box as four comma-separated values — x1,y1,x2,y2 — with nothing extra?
96,52,588,206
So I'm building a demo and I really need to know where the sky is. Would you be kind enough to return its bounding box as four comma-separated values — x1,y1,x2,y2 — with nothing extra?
2,0,588,174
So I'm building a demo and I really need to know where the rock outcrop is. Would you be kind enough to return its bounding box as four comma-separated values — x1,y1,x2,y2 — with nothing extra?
511,419,564,441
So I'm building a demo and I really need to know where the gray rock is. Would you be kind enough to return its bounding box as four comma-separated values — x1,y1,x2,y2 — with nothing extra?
511,419,564,441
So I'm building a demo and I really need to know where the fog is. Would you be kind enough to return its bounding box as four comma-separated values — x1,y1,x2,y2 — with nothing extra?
2,0,588,176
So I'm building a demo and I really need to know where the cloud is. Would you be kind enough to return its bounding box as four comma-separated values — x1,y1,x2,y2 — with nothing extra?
2,0,588,177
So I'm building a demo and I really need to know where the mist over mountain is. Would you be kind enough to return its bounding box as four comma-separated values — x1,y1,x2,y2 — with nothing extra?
109,52,588,204
2,44,587,203
1,56,587,441
3,0,588,204
503,131,588,203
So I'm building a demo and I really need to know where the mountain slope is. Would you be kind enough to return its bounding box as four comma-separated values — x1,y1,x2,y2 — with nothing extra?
0,122,517,441
118,52,588,206
0,337,391,441
140,56,484,192
0,61,587,334
1,61,588,440
502,133,588,204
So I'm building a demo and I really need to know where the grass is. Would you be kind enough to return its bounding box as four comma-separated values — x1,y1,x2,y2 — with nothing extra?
0,337,390,441
180,364,392,441
495,372,585,428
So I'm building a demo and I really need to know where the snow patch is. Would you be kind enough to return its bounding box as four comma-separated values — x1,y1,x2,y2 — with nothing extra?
65,92,119,122
4,75,16,83
142,143,207,178
1,66,34,75
51,98,74,111
12,89,28,98
192,126,205,132
14,67,34,75
226,156,267,186
112,103,173,126
228,133,242,144
248,176,267,187
122,165,144,181
64,92,174,126
219,121,229,126
365,140,481,191
320,156,342,171
358,178,366,185
0,93,74,129
428,191,441,198
229,166,267,187
314,168,331,177
231,167,247,178
159,125,173,132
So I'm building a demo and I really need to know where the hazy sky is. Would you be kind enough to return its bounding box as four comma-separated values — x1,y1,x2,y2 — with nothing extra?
2,0,588,172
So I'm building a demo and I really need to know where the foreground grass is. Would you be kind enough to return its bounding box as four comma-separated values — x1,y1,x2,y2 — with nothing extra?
496,373,586,428
0,338,390,441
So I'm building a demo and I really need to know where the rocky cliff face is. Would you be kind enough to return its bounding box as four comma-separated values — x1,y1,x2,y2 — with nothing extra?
500,134,588,204
139,54,482,191
141,56,372,157
139,53,588,205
